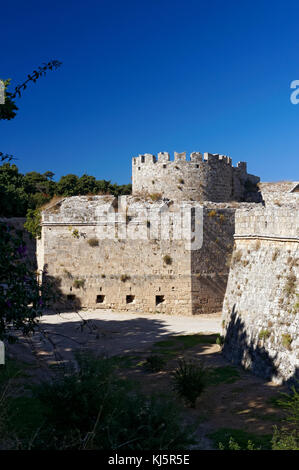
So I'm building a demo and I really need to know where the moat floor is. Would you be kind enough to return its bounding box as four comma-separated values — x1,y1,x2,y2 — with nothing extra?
6,310,286,450
10,310,222,366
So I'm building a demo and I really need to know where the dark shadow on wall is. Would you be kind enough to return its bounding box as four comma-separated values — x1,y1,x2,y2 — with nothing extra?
222,305,299,389
42,273,82,312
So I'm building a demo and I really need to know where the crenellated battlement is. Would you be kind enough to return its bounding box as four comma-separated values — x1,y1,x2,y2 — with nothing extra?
133,151,247,168
132,151,257,202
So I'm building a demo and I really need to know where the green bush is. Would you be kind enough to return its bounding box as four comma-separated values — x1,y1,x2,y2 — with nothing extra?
143,355,166,372
32,352,195,450
258,329,271,340
209,428,271,450
24,208,41,239
172,359,207,408
215,334,224,346
271,385,299,450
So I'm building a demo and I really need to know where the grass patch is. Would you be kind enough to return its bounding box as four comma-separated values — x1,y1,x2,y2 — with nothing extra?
0,358,30,388
6,396,45,440
143,355,166,372
153,333,218,350
151,334,218,357
207,366,240,386
208,427,272,450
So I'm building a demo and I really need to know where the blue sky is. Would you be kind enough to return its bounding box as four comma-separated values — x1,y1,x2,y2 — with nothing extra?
1,0,299,184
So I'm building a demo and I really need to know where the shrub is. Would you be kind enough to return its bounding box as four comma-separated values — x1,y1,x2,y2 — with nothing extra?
208,210,217,217
73,279,85,289
72,229,80,239
149,193,162,202
281,333,292,349
172,359,207,408
219,437,260,450
272,248,279,261
143,355,166,372
258,329,271,340
32,352,195,450
120,274,130,282
254,240,261,251
271,385,299,450
0,223,52,341
284,274,296,297
163,255,172,265
209,428,270,450
215,334,224,346
63,270,73,279
87,238,99,247
24,209,42,239
231,250,242,265
272,427,299,450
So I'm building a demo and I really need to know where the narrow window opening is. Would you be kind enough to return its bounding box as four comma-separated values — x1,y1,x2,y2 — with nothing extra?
96,295,105,303
156,295,165,305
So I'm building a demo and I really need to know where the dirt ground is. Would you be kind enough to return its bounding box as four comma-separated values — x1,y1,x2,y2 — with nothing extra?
6,309,287,449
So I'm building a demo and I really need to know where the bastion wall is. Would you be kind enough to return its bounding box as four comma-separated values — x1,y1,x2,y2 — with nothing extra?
222,207,299,385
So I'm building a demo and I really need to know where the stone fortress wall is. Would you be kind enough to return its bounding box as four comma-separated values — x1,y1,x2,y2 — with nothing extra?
222,206,299,385
132,151,260,202
38,196,244,315
36,151,298,384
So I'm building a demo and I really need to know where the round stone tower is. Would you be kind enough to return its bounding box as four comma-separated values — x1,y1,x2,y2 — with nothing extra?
132,151,259,202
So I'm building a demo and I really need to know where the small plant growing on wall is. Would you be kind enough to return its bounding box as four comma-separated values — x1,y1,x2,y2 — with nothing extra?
73,278,85,289
258,329,271,340
163,254,172,265
272,248,280,261
72,229,80,239
215,335,224,346
87,238,99,247
208,210,217,217
253,240,261,251
284,274,297,297
178,178,184,184
281,333,292,350
149,193,162,202
63,269,73,279
120,274,130,282
231,250,242,266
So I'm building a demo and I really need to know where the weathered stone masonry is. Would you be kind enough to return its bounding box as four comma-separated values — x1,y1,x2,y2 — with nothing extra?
222,207,299,385
36,151,299,384
37,150,260,315
38,195,241,315
132,151,259,202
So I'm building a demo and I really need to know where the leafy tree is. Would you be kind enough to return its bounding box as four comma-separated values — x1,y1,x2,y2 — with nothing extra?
0,79,18,120
56,174,80,196
0,224,51,341
0,61,62,122
0,62,61,339
77,174,98,195
24,209,42,239
0,163,28,216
